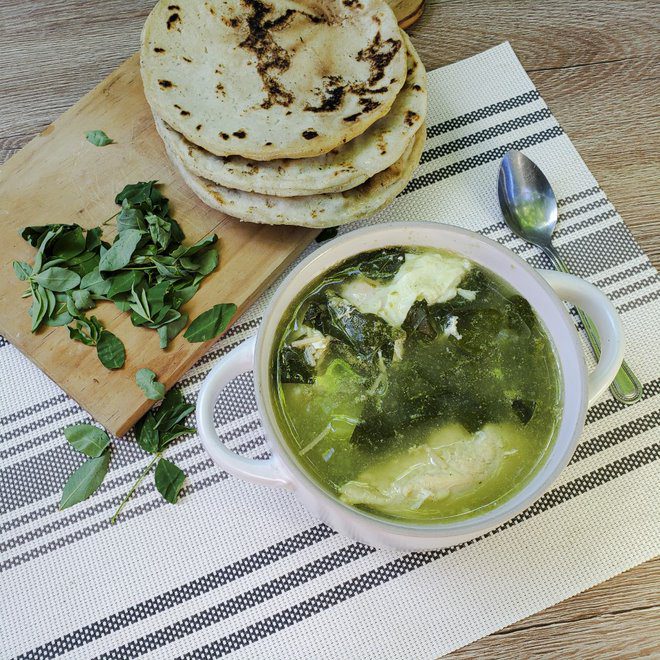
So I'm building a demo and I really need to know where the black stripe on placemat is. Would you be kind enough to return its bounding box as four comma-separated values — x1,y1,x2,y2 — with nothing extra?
571,411,660,464
420,109,552,165
609,274,660,301
158,444,657,660
16,524,336,660
402,126,564,195
594,261,654,289
426,90,542,139
556,186,602,207
503,222,646,281
0,394,70,434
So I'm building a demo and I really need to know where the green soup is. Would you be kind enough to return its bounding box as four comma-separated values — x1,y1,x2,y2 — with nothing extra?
272,247,561,523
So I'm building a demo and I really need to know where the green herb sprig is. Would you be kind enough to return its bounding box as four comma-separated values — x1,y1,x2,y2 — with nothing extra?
59,387,194,521
111,388,194,522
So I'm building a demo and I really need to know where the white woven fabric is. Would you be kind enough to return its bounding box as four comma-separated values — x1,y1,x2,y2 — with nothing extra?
1,42,658,659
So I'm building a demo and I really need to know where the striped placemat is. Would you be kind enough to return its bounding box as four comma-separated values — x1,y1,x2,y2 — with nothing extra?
1,42,658,659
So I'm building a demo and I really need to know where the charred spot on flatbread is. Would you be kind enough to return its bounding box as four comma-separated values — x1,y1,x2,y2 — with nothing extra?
166,12,181,30
302,130,319,140
404,110,419,126
359,97,380,113
357,31,402,86
305,76,346,113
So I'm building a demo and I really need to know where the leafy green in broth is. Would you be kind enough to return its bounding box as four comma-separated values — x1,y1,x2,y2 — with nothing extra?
272,247,561,524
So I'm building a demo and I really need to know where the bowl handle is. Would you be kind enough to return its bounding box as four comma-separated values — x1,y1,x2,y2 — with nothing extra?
196,336,292,490
539,270,625,406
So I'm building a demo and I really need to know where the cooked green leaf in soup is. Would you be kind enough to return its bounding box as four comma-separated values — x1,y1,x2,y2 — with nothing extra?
272,247,561,523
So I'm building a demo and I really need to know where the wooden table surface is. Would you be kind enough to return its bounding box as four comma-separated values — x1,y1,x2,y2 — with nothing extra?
2,1,658,656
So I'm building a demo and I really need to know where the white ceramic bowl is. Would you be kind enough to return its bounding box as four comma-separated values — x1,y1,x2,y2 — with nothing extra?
197,223,624,550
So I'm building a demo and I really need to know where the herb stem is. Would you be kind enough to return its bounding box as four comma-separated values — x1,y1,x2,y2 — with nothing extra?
110,452,161,524
102,211,120,226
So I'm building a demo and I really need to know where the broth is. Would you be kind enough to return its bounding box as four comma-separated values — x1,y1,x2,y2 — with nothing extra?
272,247,561,523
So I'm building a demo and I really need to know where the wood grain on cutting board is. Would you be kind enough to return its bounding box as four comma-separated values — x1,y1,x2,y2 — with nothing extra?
0,54,316,436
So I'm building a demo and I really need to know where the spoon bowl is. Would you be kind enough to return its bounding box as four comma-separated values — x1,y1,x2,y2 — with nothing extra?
498,150,557,247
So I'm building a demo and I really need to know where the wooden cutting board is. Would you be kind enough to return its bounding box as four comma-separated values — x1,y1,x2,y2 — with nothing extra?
0,53,317,437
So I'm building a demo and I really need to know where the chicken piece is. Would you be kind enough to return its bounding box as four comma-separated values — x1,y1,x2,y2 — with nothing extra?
340,423,512,514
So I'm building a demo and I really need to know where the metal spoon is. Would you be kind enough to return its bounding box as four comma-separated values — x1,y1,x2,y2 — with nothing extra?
498,149,642,404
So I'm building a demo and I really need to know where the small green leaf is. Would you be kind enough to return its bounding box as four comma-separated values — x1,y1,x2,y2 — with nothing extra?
191,249,218,277
29,286,48,332
64,423,110,457
128,286,152,322
158,312,188,348
136,413,159,453
45,296,74,327
13,261,32,281
154,458,185,504
146,213,171,250
154,389,194,431
96,330,126,369
85,226,103,251
171,283,198,309
52,226,86,259
106,270,144,298
136,368,165,400
115,181,163,210
88,316,104,343
81,268,111,296
183,303,236,343
33,267,81,292
44,287,57,318
159,424,195,449
69,325,96,346
20,224,73,248
85,130,114,147
59,452,110,510
117,203,145,234
99,229,142,272
71,289,95,311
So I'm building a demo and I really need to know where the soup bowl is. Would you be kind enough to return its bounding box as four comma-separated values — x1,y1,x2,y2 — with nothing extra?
196,223,624,550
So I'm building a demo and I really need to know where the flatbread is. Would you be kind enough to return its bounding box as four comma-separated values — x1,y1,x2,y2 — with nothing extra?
141,0,407,160
153,31,427,197
386,0,424,26
166,124,425,228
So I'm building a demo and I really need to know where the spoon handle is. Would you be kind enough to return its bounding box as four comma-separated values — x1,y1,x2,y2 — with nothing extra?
541,244,643,405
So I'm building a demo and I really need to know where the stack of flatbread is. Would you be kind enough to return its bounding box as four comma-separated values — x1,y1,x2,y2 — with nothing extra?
140,0,427,229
